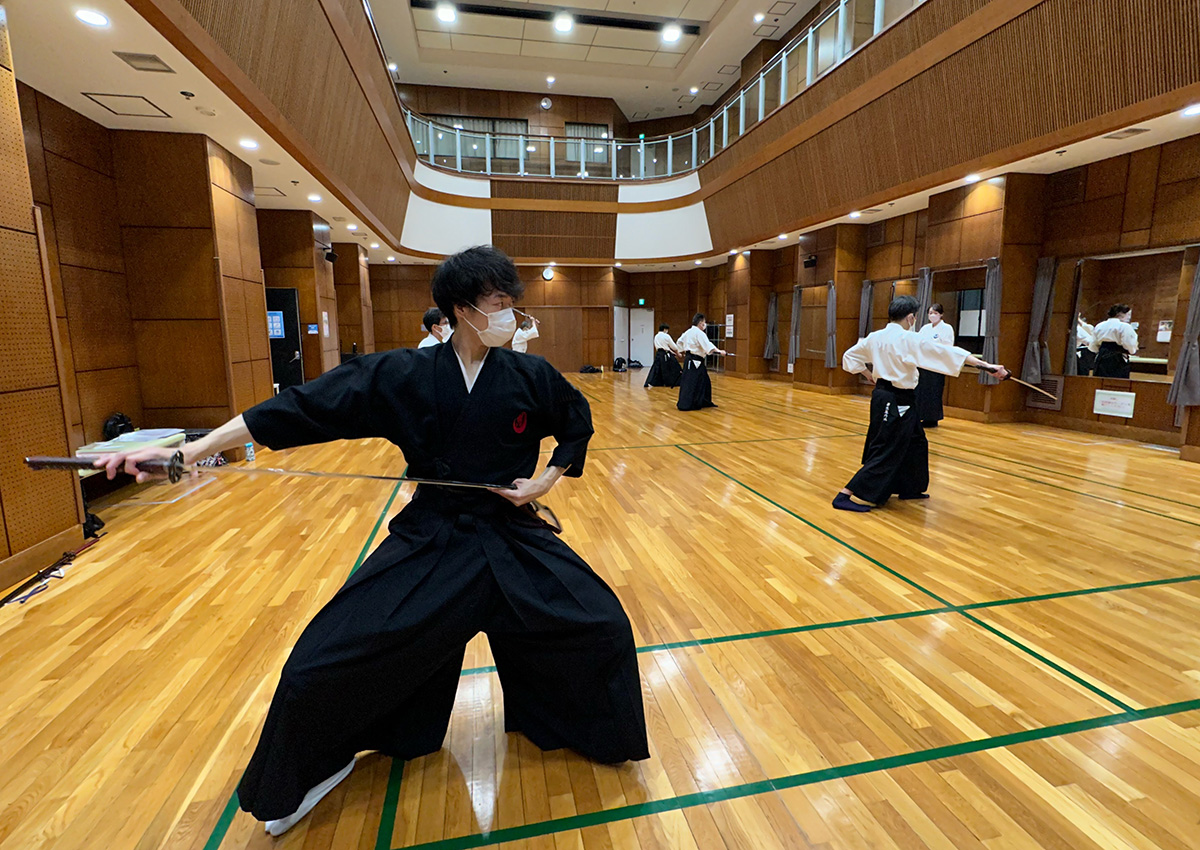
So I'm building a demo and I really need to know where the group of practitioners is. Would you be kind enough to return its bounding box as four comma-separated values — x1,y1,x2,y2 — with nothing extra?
643,314,729,410
1075,304,1139,378
418,305,541,353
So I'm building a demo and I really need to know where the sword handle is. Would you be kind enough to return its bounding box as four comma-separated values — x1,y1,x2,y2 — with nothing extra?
25,451,184,483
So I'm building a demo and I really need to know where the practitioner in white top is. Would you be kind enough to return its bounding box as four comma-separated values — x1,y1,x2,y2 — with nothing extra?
511,316,540,354
676,314,727,410
915,302,954,428
1075,313,1096,375
418,308,451,348
1088,303,1138,378
833,295,1008,512
645,324,683,388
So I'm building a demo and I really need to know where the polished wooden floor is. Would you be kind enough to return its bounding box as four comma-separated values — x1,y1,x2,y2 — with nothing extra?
3,372,1200,849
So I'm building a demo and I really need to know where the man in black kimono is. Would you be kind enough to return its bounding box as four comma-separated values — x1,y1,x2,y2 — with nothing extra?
99,246,649,835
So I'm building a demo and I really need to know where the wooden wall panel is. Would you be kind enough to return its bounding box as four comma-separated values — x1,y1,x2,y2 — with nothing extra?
121,228,219,320
113,131,211,228
76,367,145,446
44,153,124,274
491,210,617,260
260,209,337,381
60,266,138,372
399,84,628,140
134,320,229,409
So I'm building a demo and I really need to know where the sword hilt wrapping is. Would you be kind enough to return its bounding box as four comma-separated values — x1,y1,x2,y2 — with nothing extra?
25,451,185,483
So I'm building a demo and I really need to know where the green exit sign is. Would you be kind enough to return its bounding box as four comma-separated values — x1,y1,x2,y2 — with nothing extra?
638,298,645,305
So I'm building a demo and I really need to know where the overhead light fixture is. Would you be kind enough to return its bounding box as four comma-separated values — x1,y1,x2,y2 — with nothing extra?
239,139,259,150
437,132,443,140
436,2,456,23
546,75,555,85
614,262,622,267
594,146,603,153
662,23,682,43
553,13,573,33
694,260,702,265
729,249,737,255
75,9,109,27
472,144,477,150
849,211,861,219
690,86,699,94
742,250,750,256
452,123,463,129
754,13,765,22
307,194,321,202
964,173,982,183
526,145,536,152
1183,104,1200,117
347,224,358,231
778,233,787,240
601,131,608,139
388,62,398,72
370,242,379,249
548,261,556,266
542,266,555,280
387,256,396,262
988,176,1004,184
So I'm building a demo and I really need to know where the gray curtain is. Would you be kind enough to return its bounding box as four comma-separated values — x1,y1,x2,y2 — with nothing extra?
824,281,837,368
858,279,874,339
787,285,801,370
1021,257,1058,384
979,257,1003,384
763,292,780,358
1063,260,1084,376
914,267,933,330
1168,258,1200,418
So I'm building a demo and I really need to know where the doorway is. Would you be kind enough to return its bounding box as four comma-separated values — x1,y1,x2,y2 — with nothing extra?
630,308,654,367
613,305,629,364
266,288,304,390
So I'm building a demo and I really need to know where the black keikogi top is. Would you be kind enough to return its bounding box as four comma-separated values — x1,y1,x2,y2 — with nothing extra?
242,342,593,489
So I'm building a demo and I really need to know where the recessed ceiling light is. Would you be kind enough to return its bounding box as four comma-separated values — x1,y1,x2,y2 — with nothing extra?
614,262,622,267
742,250,750,256
548,261,556,266
849,211,861,218
387,256,396,262
964,173,982,183
754,13,765,22
307,194,321,202
472,144,477,150
1183,104,1200,117
436,3,456,23
75,9,109,27
239,139,259,150
729,249,737,255
370,242,379,249
601,131,608,139
662,23,682,43
690,86,699,94
554,13,573,33
452,123,463,129
778,233,787,240
546,75,555,85
388,62,398,72
526,145,536,152
347,224,358,231
594,146,603,153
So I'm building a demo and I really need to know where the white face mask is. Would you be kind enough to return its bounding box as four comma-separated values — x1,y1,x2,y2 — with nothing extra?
465,305,517,347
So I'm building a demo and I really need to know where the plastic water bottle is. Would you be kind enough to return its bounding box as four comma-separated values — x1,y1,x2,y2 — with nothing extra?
245,442,256,462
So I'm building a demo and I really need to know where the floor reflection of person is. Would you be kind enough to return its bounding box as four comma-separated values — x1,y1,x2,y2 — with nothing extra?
1089,304,1138,378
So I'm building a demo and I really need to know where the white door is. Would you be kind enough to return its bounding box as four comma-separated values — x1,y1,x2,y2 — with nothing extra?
630,308,655,367
613,306,629,364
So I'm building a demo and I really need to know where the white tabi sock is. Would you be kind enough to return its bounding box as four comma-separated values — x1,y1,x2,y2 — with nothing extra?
264,758,356,836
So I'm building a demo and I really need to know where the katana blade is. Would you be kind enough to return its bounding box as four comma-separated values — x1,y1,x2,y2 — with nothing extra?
24,455,517,490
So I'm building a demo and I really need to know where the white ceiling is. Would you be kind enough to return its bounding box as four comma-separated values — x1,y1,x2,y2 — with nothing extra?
374,0,816,118
5,0,418,264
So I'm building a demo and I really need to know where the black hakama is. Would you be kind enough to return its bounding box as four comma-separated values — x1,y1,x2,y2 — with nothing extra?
1092,341,1131,378
844,379,928,505
677,353,716,410
644,349,682,388
915,368,945,426
235,344,649,821
1076,347,1096,376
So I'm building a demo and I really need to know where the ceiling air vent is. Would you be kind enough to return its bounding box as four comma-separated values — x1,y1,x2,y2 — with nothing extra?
113,51,175,73
254,186,286,197
1103,128,1151,140
862,208,883,214
83,93,169,117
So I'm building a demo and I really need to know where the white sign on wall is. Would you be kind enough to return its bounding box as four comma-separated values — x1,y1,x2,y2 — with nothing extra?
725,313,734,337
1093,389,1136,418
322,311,330,338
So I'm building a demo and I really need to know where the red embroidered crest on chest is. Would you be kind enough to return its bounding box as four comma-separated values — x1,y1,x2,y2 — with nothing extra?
512,412,528,434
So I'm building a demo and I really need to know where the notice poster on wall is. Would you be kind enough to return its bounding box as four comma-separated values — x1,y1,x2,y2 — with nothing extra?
267,311,284,339
1093,389,1136,418
725,313,734,337
1158,320,1174,343
322,311,330,338
307,324,319,335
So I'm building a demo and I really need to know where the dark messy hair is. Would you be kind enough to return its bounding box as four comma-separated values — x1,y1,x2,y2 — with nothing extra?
888,296,920,322
659,323,670,331
929,302,944,315
431,246,525,327
1108,303,1131,318
421,307,444,332
692,313,706,326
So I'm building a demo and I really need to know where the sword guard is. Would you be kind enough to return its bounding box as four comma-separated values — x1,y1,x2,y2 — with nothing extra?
166,451,184,483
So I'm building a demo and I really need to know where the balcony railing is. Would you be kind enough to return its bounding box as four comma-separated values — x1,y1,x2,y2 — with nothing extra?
400,0,927,180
